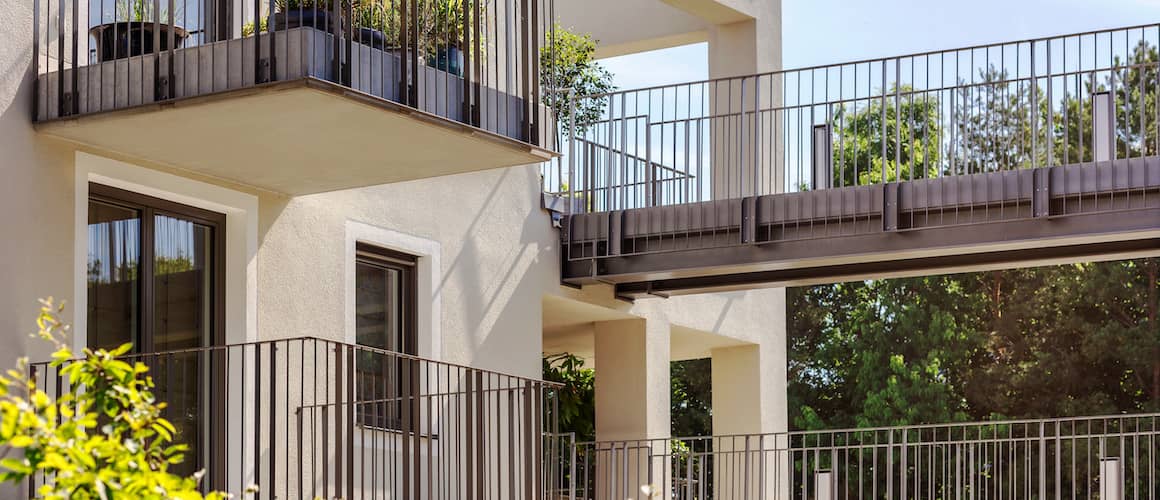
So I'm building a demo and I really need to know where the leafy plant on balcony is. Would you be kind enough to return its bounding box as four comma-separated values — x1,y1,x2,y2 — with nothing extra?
539,25,615,141
247,0,478,60
96,0,186,23
279,0,332,9
359,0,481,54
0,298,252,499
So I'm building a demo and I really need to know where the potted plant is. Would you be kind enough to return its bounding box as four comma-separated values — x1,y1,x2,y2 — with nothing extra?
269,0,337,33
351,0,394,50
258,0,388,50
90,0,189,62
426,0,468,76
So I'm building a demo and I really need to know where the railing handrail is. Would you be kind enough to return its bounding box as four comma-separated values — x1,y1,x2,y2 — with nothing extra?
574,411,1160,447
30,335,563,388
573,21,1160,101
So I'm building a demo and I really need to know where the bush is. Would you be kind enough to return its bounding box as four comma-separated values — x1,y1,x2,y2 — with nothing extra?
0,298,251,499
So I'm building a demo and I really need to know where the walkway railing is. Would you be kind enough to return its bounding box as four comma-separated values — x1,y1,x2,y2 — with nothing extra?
28,337,560,499
32,0,554,145
548,23,1159,212
568,413,1160,500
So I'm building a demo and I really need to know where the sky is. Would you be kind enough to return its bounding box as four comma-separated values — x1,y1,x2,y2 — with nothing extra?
600,0,1160,90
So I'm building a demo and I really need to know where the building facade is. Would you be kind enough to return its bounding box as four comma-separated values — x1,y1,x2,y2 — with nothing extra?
0,0,788,497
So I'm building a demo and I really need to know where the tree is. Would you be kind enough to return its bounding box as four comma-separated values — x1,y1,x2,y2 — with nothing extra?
788,276,983,430
0,299,248,499
539,26,615,143
543,353,595,443
670,359,711,437
830,85,943,187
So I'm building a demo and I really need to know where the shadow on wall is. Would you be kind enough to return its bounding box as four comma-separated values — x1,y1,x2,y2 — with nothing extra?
1,23,79,370
439,165,557,377
711,295,737,334
254,162,556,377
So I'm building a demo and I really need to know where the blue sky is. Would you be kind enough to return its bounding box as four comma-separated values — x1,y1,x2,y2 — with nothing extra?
601,0,1160,90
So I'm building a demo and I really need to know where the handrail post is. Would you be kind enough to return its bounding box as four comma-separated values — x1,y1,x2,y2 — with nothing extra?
1031,40,1039,167
1039,421,1047,500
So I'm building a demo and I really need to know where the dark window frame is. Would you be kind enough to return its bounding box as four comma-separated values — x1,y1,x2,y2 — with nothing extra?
354,242,419,431
88,182,227,352
355,242,418,355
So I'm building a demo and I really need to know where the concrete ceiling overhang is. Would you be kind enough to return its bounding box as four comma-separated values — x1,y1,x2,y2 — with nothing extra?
557,0,759,59
557,0,710,58
35,78,557,196
542,294,750,366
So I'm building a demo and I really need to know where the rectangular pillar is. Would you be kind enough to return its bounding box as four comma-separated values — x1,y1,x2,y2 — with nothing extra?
594,318,671,499
813,124,833,190
708,8,783,200
815,470,835,500
711,342,787,499
1093,91,1114,162
1101,457,1122,500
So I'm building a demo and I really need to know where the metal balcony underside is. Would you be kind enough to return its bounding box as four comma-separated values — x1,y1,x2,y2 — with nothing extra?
563,157,1160,298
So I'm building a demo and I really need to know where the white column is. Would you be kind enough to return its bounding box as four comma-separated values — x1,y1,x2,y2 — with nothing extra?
594,318,671,499
711,340,787,498
1101,457,1122,500
707,3,783,200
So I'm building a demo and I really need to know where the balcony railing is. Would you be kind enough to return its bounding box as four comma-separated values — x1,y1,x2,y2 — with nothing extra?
547,23,1160,267
33,0,554,146
28,337,560,499
566,413,1160,500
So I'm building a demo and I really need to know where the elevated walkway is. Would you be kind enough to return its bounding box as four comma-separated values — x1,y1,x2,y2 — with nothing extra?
547,23,1160,297
563,157,1160,297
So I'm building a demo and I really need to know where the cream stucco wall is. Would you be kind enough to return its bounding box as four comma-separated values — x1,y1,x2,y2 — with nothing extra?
256,164,559,378
0,0,81,369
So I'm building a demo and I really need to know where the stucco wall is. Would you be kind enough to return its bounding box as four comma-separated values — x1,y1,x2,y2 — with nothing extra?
257,165,559,378
0,0,81,368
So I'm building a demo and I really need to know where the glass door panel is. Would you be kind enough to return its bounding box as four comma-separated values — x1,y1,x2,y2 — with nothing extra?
87,200,141,351
151,213,215,478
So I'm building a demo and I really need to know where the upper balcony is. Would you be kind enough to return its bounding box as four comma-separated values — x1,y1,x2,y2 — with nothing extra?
32,0,556,195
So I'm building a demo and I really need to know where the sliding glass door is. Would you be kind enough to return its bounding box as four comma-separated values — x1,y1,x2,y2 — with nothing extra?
86,183,225,482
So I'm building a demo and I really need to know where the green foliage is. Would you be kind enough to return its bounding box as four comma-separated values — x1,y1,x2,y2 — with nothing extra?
830,85,943,186
540,26,615,141
99,0,185,23
0,299,250,499
241,18,267,37
788,260,1160,431
275,0,333,12
670,359,711,437
543,353,595,442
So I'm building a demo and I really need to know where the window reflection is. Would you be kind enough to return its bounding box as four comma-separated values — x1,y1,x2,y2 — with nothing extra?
87,200,140,351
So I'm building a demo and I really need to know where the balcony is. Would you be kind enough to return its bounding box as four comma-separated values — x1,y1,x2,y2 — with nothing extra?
33,0,556,195
543,23,1160,295
29,337,561,498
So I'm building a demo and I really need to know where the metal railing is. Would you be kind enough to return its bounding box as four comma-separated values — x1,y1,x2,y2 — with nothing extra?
568,413,1160,500
28,336,560,499
32,0,554,145
549,24,1160,267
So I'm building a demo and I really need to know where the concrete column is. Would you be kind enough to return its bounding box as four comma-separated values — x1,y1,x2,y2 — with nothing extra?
707,3,783,200
594,318,671,499
711,341,787,498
